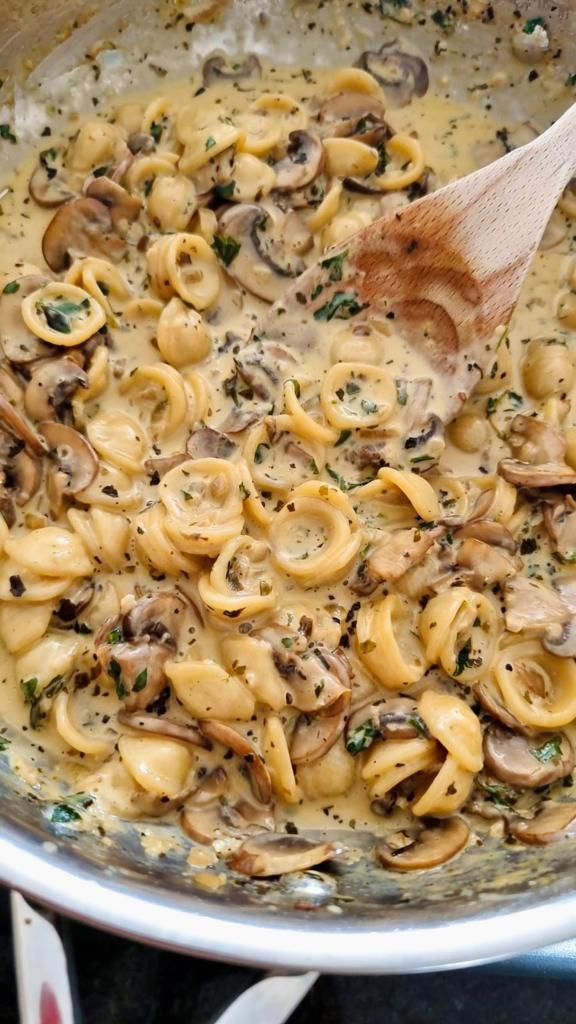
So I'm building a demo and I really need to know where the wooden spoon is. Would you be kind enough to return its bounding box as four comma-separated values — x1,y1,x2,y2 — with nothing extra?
260,102,576,419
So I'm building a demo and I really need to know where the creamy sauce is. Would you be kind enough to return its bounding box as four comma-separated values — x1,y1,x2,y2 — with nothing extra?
0,54,575,874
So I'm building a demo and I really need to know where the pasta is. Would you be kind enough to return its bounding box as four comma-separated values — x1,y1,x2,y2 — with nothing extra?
0,39,575,883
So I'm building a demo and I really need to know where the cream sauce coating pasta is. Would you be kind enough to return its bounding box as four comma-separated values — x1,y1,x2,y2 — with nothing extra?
0,45,576,879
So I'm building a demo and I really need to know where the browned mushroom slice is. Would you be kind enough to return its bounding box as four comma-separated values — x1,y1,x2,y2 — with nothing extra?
0,428,42,519
199,720,273,805
457,538,519,588
25,358,88,421
42,197,126,272
454,519,517,553
377,817,469,871
273,131,324,193
510,802,576,845
229,833,342,877
367,525,443,583
0,395,47,457
503,576,570,637
498,459,576,488
84,176,142,233
96,593,190,710
315,93,390,145
52,579,95,626
118,711,211,749
40,421,98,495
474,680,527,733
507,414,566,465
182,772,274,845
346,696,425,754
127,132,156,155
484,726,574,789
0,274,53,364
543,576,576,657
357,41,429,107
257,626,352,714
186,426,237,460
291,699,350,766
543,496,576,561
218,204,307,303
202,53,262,86
29,148,74,208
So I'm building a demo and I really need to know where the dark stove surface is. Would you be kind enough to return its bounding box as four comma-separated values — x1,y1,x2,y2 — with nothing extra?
1,887,574,1023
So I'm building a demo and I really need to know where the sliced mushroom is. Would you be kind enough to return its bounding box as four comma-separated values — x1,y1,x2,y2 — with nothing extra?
118,710,210,749
29,148,74,208
181,767,274,845
0,274,52,364
52,579,95,625
457,538,519,589
226,341,296,405
510,801,576,845
0,429,42,522
25,357,89,421
257,626,352,715
498,459,576,488
346,696,425,751
96,592,189,710
357,41,429,107
376,817,469,871
0,395,46,456
202,53,262,86
229,832,342,877
543,576,576,657
474,680,528,734
186,426,237,460
290,701,350,766
503,576,570,637
484,726,574,789
84,176,142,234
127,132,156,155
315,93,390,146
543,496,576,561
218,204,307,302
403,414,445,466
454,519,517,553
367,525,443,583
40,421,98,505
42,197,126,272
199,720,273,804
144,451,187,478
273,131,324,193
508,414,566,465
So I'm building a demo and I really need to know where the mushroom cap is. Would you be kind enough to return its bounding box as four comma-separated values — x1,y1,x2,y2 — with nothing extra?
357,41,429,108
218,204,307,303
498,459,576,488
474,680,528,734
510,801,576,845
84,176,142,233
229,832,342,877
273,131,324,193
25,357,89,421
123,591,190,645
291,702,350,766
315,93,390,145
118,711,210,750
483,726,574,789
377,817,469,871
39,421,98,493
29,150,74,208
0,274,52,364
199,720,273,805
186,426,237,461
42,197,126,272
202,53,262,86
454,518,517,553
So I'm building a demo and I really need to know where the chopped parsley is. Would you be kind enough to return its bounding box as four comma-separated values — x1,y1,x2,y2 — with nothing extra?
453,638,474,677
211,233,241,267
319,249,348,283
109,658,126,699
360,398,378,415
133,669,148,693
335,429,352,447
38,297,90,334
150,116,168,143
313,291,368,322
214,180,236,200
0,738,10,752
2,280,19,295
281,637,294,648
205,135,217,150
431,8,456,33
108,626,123,644
0,124,17,144
254,442,270,464
50,793,94,825
523,16,546,34
346,720,378,755
532,735,563,764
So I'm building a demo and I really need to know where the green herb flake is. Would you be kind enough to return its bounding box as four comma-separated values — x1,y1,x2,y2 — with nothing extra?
410,454,434,464
313,291,368,322
214,180,236,200
359,639,377,654
0,124,17,144
281,637,294,648
567,73,576,87
50,792,93,825
320,249,348,283
532,735,563,764
407,715,429,738
523,16,546,34
431,8,456,33
2,280,19,295
239,481,251,499
346,720,378,755
20,678,38,704
38,297,90,334
150,117,168,143
109,658,127,699
205,135,217,150
254,442,270,464
108,626,123,644
211,233,241,267
360,398,378,415
454,638,473,677
0,738,9,752
133,669,148,693
335,429,352,447
396,381,408,406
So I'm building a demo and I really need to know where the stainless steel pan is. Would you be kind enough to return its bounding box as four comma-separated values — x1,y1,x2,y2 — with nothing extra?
1,0,576,973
